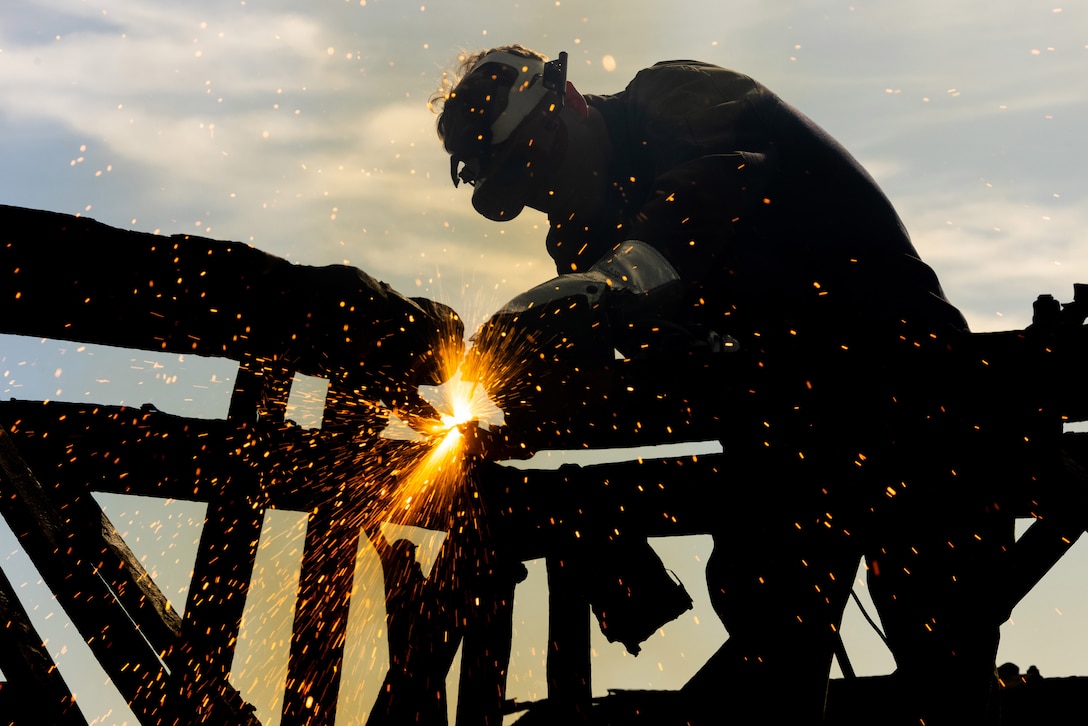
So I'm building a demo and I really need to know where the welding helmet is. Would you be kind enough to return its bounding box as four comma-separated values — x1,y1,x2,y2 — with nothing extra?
443,50,568,221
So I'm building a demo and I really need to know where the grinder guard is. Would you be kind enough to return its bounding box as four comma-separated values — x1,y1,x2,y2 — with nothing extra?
461,240,743,452
464,240,690,392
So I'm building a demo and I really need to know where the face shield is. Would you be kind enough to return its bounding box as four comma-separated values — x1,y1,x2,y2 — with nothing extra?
447,51,568,221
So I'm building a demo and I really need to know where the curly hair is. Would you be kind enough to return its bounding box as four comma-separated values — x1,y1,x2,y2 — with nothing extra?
429,44,549,144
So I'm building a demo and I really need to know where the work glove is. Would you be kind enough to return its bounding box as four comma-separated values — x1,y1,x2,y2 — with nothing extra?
369,293,464,427
257,263,464,426
400,295,465,387
237,261,463,386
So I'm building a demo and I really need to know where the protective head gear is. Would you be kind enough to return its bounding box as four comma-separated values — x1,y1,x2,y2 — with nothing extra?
442,50,568,221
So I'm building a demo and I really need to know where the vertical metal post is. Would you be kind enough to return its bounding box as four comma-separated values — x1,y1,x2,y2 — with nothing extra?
168,363,270,701
546,554,592,722
281,504,360,725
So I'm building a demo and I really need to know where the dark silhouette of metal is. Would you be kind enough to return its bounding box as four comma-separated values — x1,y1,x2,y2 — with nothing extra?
0,204,457,725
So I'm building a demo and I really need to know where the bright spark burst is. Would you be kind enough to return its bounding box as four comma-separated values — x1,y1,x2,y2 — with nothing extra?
381,344,504,527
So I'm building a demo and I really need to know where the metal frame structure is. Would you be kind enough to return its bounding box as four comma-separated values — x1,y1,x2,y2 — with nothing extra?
3,204,1088,724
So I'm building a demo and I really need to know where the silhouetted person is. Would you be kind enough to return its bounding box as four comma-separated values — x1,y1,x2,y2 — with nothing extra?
435,46,1010,724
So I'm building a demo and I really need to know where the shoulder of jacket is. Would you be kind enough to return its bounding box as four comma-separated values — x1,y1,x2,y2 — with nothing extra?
631,61,757,91
645,60,748,76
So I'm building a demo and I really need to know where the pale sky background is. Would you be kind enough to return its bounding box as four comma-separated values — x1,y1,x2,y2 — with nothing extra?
1,1,1087,724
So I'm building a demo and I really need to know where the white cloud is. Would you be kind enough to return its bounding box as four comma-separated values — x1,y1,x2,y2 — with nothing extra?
901,195,1088,330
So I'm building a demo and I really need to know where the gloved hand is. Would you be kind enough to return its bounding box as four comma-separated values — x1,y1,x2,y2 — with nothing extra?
359,295,464,389
372,294,464,427
403,296,465,387
246,262,463,389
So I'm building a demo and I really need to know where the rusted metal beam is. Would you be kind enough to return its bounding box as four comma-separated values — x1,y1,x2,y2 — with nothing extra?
0,399,430,512
0,400,237,502
0,424,261,724
0,407,187,655
0,424,176,722
0,204,454,388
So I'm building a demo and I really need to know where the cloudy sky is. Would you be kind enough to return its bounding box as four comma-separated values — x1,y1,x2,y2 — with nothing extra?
2,0,1087,723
